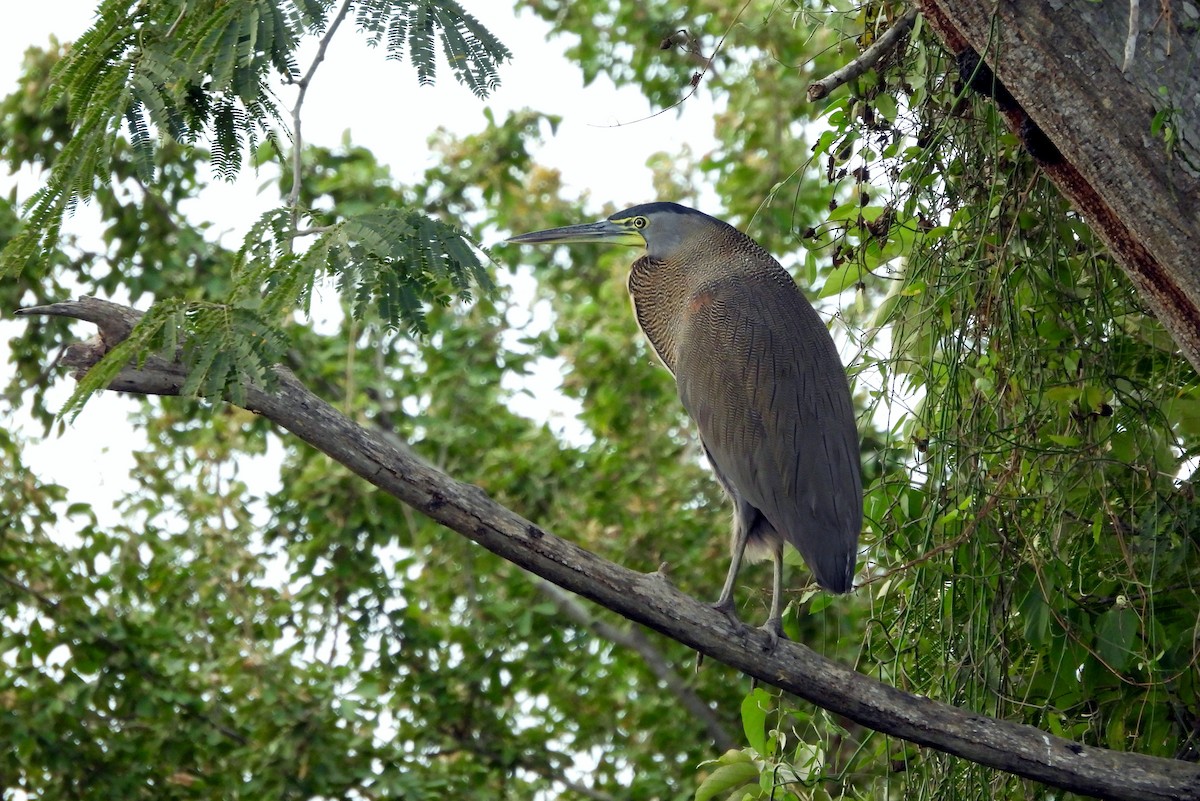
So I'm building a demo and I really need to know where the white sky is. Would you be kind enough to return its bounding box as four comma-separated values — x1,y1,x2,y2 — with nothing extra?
0,1,720,528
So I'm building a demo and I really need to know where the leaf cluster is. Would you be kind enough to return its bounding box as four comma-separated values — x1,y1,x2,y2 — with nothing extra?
355,0,510,97
238,207,492,335
3,1,510,418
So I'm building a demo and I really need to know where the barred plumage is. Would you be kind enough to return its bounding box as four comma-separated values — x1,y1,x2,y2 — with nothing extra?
510,201,862,640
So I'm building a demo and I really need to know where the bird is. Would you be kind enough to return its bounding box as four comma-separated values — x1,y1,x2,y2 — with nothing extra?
508,202,862,640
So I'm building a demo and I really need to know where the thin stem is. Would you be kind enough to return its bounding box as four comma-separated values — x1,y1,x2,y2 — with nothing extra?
287,225,336,239
288,0,355,249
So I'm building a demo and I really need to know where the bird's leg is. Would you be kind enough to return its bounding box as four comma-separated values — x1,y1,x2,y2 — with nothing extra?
712,522,749,628
697,527,748,673
760,545,786,651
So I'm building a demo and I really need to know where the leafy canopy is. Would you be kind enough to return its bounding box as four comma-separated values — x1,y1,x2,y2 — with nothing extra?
4,0,508,413
1,1,1199,800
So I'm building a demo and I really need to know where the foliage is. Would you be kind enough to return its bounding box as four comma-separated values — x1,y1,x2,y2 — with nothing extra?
1,0,506,415
355,0,510,96
235,205,494,335
1,0,1198,799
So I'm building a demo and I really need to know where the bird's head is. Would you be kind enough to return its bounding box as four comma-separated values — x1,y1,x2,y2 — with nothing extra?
507,202,725,261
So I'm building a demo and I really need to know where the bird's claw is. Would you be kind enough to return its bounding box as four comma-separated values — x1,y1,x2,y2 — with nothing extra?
710,598,744,631
758,619,784,653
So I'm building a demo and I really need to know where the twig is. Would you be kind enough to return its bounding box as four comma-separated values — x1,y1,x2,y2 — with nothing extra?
288,0,354,248
1122,0,1140,72
287,225,336,239
807,8,919,101
164,3,187,38
594,0,752,128
0,571,59,610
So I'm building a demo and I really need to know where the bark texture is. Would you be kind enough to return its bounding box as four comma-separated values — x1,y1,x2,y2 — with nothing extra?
920,0,1200,373
17,296,1200,801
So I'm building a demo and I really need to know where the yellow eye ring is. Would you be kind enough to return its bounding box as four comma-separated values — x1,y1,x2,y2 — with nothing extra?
633,216,648,229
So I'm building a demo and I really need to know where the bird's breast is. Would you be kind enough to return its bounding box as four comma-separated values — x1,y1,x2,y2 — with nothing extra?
627,256,700,374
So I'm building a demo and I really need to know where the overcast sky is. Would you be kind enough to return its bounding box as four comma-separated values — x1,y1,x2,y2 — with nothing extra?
1,1,719,528
0,2,718,208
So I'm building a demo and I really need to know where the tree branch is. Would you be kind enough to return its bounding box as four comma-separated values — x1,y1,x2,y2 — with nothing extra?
807,8,919,101
16,296,1200,801
300,351,737,749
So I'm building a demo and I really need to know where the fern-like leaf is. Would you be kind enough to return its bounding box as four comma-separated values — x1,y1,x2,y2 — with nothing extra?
123,103,155,182
430,0,507,98
354,1,509,93
178,302,288,402
408,2,437,87
234,204,491,336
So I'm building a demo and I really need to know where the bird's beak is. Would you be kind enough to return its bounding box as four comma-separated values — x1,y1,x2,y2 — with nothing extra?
506,219,645,248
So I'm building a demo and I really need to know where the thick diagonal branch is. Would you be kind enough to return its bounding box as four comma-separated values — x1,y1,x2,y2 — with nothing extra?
916,0,1200,374
16,297,1200,801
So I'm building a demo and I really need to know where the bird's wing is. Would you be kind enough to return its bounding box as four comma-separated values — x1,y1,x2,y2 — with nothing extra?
674,274,862,592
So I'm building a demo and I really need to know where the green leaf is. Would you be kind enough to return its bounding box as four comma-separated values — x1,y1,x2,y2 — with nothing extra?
1095,606,1139,673
1046,434,1081,447
817,262,862,299
740,688,771,755
1018,584,1050,647
695,757,759,801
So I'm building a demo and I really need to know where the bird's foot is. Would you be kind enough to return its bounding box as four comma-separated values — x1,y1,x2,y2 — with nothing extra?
758,617,785,653
710,597,744,631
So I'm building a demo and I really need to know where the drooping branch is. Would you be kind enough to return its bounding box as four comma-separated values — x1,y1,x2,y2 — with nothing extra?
807,8,919,101
17,297,1200,801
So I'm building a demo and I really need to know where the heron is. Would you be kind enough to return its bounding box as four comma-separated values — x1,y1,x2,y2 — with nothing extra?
508,202,861,640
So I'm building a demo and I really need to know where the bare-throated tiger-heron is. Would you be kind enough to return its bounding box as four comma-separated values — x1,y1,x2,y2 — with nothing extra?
509,202,862,639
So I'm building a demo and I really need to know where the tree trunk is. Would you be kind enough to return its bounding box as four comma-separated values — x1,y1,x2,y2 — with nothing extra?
919,0,1200,373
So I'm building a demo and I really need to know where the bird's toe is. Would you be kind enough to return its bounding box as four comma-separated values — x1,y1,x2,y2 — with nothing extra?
759,617,786,653
710,597,744,631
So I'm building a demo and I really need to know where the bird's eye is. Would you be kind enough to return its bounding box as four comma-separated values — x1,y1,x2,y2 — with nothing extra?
633,216,648,229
